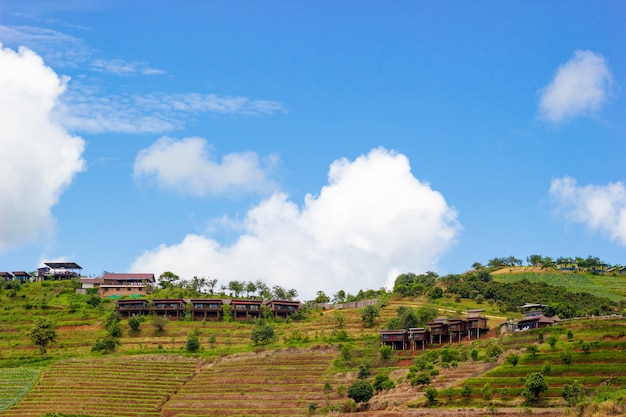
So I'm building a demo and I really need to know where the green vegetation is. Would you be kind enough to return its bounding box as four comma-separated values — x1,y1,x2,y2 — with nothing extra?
347,380,374,403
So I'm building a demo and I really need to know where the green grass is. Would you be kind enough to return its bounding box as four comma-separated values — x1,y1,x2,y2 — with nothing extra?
494,272,626,302
0,367,40,412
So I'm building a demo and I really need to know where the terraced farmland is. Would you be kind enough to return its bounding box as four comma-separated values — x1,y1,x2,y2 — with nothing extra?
0,368,39,412
1,356,197,417
162,347,340,417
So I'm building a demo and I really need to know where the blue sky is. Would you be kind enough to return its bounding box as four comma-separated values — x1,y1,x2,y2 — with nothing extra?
1,1,625,299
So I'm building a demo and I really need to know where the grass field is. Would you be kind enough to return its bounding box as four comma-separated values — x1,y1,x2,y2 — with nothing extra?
492,270,626,302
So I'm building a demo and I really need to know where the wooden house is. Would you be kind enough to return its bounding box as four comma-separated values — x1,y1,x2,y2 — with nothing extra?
408,327,430,350
264,300,301,318
99,273,155,297
466,309,488,340
427,318,449,344
516,315,555,331
379,329,409,350
12,271,32,282
152,298,187,320
189,299,223,322
519,303,546,317
230,299,262,321
116,299,150,318
0,272,13,282
448,318,467,342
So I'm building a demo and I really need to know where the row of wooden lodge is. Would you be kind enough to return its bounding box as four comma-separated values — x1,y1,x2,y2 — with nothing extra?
379,310,489,350
116,298,301,321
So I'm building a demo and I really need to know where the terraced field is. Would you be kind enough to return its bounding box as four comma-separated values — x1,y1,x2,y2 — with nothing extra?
1,356,197,417
162,347,340,417
0,368,39,412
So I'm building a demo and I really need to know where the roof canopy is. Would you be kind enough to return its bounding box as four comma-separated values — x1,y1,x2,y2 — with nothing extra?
44,262,82,269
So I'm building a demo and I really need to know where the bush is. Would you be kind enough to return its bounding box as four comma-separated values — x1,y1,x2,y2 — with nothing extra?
425,387,438,402
347,381,374,403
357,363,370,379
526,344,539,357
547,334,558,349
380,345,392,360
485,343,502,362
250,321,276,345
92,335,120,353
561,349,573,365
128,316,141,331
523,372,548,403
542,361,552,375
372,374,395,392
470,348,479,361
482,382,493,400
186,333,200,352
567,329,574,341
506,353,520,366
581,341,591,354
561,381,584,406
462,383,472,399
410,372,431,386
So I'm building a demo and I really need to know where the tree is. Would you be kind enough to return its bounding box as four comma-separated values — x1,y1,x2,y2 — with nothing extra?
427,286,443,299
506,353,520,366
347,381,374,403
315,291,330,304
380,345,392,361
159,271,180,289
207,333,216,348
561,381,584,406
334,311,346,328
547,334,558,349
228,280,244,297
333,290,346,303
471,262,483,270
523,372,548,403
357,363,370,379
92,335,120,353
186,333,200,352
28,318,57,358
360,305,380,327
152,316,169,332
128,316,141,332
425,387,438,402
250,321,276,345
372,374,395,392
245,281,257,298
206,278,218,294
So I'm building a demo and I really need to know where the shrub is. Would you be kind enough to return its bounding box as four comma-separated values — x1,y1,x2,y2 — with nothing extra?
444,387,455,400
107,322,122,338
372,374,395,392
561,349,573,365
462,383,472,399
561,381,584,406
337,385,347,396
506,353,520,366
410,372,431,386
152,316,168,332
542,361,552,375
323,382,333,393
92,335,120,353
250,321,276,345
537,330,544,343
128,316,141,332
523,372,548,403
425,387,438,402
470,348,479,361
357,363,370,379
380,345,392,360
347,381,374,403
547,334,558,349
581,341,591,354
482,382,493,400
360,305,380,327
186,333,200,352
485,343,502,362
526,344,539,357
566,329,574,341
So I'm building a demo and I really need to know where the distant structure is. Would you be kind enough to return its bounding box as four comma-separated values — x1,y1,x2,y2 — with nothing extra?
500,303,560,334
99,273,156,297
37,262,82,280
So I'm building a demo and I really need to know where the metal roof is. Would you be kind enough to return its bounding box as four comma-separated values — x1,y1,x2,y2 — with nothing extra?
44,262,82,269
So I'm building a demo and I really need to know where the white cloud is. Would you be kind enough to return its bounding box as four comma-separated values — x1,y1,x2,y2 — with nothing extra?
549,176,626,246
0,44,85,251
133,137,280,196
131,148,460,299
54,88,287,134
90,58,166,76
538,50,613,123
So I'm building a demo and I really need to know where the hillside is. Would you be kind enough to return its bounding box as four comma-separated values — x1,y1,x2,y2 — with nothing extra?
491,266,626,302
0,277,625,416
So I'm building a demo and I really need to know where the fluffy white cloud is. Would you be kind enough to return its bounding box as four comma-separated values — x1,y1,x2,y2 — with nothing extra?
131,148,460,299
538,50,613,123
133,137,280,196
0,44,85,251
549,176,626,246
